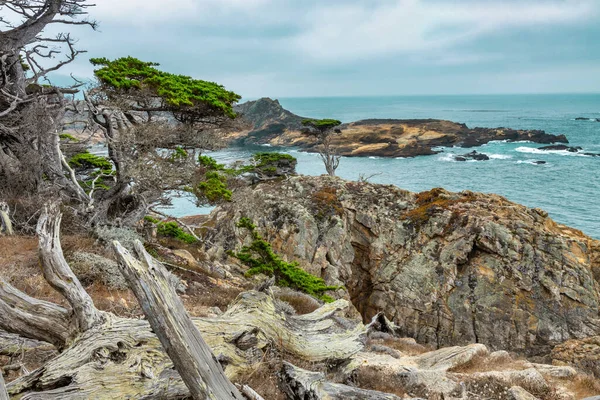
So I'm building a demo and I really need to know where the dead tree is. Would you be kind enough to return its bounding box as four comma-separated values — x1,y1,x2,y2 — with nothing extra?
113,240,244,400
302,118,343,176
0,205,367,398
281,362,403,400
0,1,96,202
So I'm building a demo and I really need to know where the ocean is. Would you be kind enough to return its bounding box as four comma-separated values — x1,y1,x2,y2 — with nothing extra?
164,94,600,240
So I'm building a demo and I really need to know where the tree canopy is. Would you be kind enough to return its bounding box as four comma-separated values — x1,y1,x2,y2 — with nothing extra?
90,56,241,120
302,118,342,132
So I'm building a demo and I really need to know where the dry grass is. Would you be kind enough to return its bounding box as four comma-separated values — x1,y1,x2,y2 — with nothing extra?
275,290,321,315
351,366,408,397
234,362,286,400
560,373,600,399
367,335,431,356
448,353,527,374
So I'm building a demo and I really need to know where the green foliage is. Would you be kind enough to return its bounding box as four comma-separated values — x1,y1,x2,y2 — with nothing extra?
19,54,30,72
144,216,160,224
69,151,113,173
197,172,232,203
198,155,225,171
156,221,197,244
59,133,79,142
169,146,189,162
195,153,296,204
90,56,241,118
252,152,295,167
230,218,339,302
302,118,342,131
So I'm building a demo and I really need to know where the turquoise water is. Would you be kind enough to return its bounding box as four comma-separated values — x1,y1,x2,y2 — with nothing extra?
166,94,600,239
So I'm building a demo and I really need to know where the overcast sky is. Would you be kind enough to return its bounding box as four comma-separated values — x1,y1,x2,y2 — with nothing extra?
51,0,600,99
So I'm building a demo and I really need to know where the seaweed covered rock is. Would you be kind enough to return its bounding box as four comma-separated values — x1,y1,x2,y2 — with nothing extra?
204,176,600,357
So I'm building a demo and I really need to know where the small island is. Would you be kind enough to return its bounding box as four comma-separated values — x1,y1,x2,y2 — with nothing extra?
229,98,569,158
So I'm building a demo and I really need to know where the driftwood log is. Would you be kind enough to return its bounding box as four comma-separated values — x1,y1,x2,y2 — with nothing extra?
0,205,368,399
113,240,244,400
280,362,404,400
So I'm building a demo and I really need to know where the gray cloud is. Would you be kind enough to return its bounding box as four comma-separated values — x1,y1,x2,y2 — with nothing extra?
46,0,600,98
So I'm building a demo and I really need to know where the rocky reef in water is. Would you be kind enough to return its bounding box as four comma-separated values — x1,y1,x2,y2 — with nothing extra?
204,175,600,365
229,98,569,158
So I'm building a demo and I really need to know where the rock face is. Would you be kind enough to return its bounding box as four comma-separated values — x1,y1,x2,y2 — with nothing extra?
228,98,569,158
205,176,600,356
552,335,600,378
231,98,307,143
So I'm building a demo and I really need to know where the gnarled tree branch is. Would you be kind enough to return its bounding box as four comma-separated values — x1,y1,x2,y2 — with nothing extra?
36,203,104,332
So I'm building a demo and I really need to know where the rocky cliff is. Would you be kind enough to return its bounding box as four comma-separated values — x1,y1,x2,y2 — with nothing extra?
229,98,569,158
204,176,600,358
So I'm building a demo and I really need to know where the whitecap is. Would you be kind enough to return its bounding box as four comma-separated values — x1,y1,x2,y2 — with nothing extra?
516,160,548,166
515,147,591,157
261,144,272,147
486,154,513,160
438,154,456,162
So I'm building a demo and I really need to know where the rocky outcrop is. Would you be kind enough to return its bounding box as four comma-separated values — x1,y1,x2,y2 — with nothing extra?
539,144,600,157
552,336,600,378
228,98,569,158
204,176,600,357
454,151,490,162
231,98,307,144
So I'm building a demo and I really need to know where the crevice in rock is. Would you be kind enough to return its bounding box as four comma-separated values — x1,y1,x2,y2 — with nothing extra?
348,241,375,323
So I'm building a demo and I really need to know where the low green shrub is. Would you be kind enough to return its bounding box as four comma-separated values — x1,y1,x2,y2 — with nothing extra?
69,151,113,173
156,221,197,244
229,217,339,302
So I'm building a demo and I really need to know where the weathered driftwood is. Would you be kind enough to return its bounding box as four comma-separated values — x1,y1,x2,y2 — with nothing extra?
0,331,53,357
239,384,266,400
280,362,404,400
1,205,368,398
6,290,367,399
0,373,8,400
36,204,105,333
0,202,13,236
113,240,244,400
0,281,72,347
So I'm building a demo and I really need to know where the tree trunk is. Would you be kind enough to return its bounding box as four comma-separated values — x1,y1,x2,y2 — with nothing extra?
112,240,244,400
280,362,403,400
0,203,13,235
36,203,105,333
0,280,72,347
0,373,8,400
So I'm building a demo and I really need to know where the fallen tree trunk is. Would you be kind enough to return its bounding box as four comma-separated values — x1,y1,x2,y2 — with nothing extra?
0,280,72,347
0,203,369,398
113,240,244,400
5,291,366,399
280,362,403,400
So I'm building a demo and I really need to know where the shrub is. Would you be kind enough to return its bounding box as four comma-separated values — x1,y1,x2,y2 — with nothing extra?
69,251,128,290
196,171,232,203
156,221,197,244
68,151,113,173
229,217,340,302
59,133,79,142
94,226,143,251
